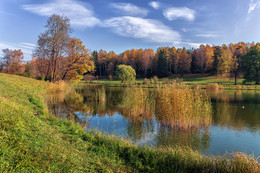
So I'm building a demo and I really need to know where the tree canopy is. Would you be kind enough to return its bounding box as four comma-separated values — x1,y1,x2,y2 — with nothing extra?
1,49,24,74
34,14,94,82
115,65,136,83
242,44,260,84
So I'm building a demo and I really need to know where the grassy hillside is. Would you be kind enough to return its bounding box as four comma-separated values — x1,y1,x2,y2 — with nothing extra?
0,73,259,172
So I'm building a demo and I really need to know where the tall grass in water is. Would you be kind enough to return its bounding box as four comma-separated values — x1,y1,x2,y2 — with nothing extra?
119,86,155,121
155,82,212,129
49,80,71,92
205,83,224,90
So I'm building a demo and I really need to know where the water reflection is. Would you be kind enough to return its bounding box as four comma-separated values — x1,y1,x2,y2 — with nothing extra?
207,90,260,131
48,86,260,156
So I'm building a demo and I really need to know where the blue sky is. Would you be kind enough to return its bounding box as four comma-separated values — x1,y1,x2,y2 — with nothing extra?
0,0,260,60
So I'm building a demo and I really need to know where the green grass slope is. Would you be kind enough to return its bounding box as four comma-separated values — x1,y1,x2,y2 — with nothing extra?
0,73,259,172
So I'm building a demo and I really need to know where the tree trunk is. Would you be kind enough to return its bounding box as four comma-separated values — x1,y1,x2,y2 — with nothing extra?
234,72,237,85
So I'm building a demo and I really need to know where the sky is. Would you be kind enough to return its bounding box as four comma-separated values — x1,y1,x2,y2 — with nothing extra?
0,0,260,60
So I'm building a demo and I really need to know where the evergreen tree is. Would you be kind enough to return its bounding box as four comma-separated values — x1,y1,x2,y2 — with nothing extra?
212,46,222,74
242,44,260,84
156,49,168,78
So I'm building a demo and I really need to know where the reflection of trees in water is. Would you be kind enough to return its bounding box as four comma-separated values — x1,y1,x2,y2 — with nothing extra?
126,119,155,142
48,90,90,129
48,86,260,150
155,125,211,152
209,91,260,131
76,86,122,116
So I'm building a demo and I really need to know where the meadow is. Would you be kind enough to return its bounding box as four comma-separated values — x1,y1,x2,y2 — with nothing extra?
83,74,260,90
0,73,259,172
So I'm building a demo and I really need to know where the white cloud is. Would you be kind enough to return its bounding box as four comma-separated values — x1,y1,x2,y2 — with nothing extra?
175,41,207,49
148,1,160,9
110,3,148,16
0,42,35,60
248,0,260,14
195,33,218,38
104,16,181,44
22,0,100,27
163,7,195,21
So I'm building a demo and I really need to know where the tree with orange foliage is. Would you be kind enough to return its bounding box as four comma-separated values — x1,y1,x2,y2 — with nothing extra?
177,48,192,76
61,38,94,82
1,49,24,74
141,49,154,76
192,44,214,73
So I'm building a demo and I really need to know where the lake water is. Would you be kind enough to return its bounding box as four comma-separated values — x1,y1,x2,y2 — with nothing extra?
48,86,260,157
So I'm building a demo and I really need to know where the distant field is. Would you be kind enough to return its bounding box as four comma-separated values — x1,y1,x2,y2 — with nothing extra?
83,74,260,90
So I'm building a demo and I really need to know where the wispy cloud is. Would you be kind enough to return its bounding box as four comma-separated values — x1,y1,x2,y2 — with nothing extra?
104,16,181,44
22,0,100,27
148,1,160,9
110,3,148,16
175,41,208,49
195,33,218,38
248,0,260,14
163,7,195,21
0,42,35,60
0,10,12,15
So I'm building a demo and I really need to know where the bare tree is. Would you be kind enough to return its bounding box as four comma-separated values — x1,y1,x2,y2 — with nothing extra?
34,14,72,82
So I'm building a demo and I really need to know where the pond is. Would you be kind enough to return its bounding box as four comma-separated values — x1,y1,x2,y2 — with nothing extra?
48,86,260,157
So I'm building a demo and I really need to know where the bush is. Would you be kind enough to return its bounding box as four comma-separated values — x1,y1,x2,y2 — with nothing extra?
162,78,169,84
108,74,113,80
175,77,183,83
153,76,159,84
84,74,95,83
37,76,44,81
115,65,136,83
143,78,150,84
236,85,242,90
205,83,224,90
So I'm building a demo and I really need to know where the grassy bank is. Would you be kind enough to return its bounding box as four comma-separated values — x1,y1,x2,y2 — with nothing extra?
0,73,259,172
82,75,260,90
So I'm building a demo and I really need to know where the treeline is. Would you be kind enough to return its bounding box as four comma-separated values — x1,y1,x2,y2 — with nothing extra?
92,42,257,82
0,14,260,84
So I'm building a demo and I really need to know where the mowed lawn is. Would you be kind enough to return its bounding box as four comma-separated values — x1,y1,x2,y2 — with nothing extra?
85,74,260,90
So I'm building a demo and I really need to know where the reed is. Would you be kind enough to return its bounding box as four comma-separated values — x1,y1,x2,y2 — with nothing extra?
49,80,71,92
119,86,155,121
205,83,224,90
155,82,212,129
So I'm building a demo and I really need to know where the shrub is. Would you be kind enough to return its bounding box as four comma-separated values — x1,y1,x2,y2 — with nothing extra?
84,74,95,83
153,76,159,84
115,65,136,83
175,77,183,83
205,83,224,90
108,74,113,80
37,76,44,80
236,85,242,90
143,78,150,84
162,78,169,84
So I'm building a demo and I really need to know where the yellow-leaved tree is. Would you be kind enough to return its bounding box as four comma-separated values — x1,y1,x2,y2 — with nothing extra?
61,38,95,83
